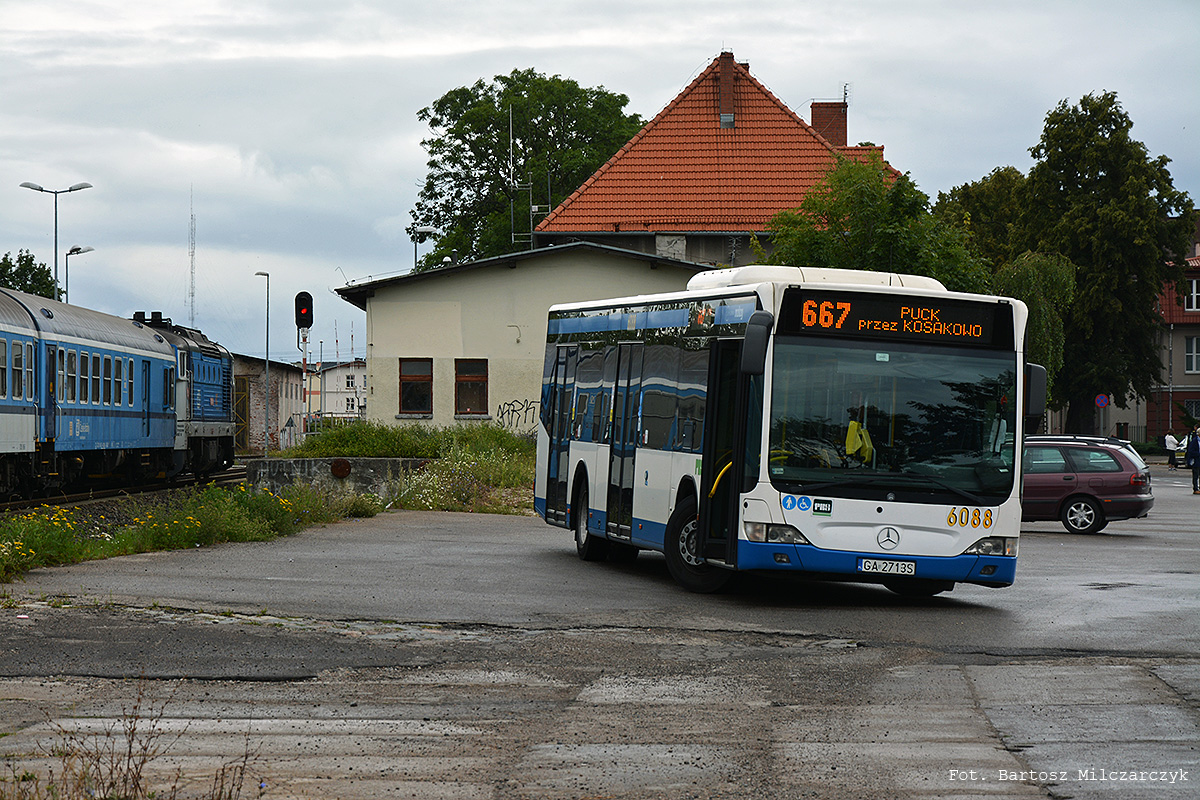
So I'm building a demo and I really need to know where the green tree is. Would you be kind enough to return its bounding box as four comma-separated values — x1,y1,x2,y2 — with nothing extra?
933,166,1027,268
410,68,644,269
763,152,991,293
0,250,56,298
990,251,1076,396
933,170,1075,399
1023,92,1194,432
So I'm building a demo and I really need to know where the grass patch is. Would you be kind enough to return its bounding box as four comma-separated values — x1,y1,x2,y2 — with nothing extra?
1,423,535,583
0,483,379,584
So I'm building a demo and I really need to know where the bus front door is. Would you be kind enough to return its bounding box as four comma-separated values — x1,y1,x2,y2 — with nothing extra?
700,321,768,566
698,339,741,565
606,343,643,540
544,345,578,527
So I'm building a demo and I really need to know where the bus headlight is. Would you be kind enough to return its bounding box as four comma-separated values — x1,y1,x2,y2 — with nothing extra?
965,537,1018,557
744,522,810,545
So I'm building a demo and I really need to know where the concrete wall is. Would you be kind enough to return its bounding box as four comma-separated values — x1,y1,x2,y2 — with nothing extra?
247,457,426,499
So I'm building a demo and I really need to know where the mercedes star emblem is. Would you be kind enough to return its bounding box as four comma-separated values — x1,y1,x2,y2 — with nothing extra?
877,527,900,550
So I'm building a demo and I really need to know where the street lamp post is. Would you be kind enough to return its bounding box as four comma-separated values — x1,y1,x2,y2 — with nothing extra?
63,245,94,304
255,271,270,456
19,181,93,301
413,225,438,269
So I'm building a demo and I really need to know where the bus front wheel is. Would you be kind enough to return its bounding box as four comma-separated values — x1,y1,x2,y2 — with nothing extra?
665,496,731,593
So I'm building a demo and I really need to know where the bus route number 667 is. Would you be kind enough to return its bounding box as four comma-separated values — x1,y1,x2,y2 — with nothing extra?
947,507,994,529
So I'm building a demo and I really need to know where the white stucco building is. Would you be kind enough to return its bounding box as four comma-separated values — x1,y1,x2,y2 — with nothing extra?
335,243,709,432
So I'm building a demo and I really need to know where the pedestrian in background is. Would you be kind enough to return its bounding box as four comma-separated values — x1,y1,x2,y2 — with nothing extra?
1166,431,1179,470
1186,425,1200,495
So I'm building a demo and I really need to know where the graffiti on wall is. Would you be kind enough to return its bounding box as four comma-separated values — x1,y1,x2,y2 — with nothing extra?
496,398,539,430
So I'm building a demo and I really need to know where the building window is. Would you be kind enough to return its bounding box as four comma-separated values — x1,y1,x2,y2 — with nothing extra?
1185,279,1200,312
346,396,356,413
1187,337,1200,374
345,374,356,389
399,358,433,415
455,359,488,415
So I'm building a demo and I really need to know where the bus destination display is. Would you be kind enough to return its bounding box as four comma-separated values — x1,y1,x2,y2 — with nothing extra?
779,289,1011,347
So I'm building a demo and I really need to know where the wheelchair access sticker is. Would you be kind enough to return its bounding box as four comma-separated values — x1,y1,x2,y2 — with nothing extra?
783,495,829,514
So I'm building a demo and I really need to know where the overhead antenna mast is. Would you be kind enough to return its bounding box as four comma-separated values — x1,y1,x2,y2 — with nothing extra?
189,186,196,327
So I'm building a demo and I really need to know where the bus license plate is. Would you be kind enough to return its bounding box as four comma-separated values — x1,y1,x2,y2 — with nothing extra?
859,558,916,576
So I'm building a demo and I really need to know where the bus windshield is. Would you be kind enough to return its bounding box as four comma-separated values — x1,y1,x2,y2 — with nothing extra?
767,336,1018,504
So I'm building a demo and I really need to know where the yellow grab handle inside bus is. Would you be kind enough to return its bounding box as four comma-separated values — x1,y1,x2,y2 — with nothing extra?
708,461,733,498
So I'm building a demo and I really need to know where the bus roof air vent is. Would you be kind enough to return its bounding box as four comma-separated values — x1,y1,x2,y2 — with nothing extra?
687,266,945,292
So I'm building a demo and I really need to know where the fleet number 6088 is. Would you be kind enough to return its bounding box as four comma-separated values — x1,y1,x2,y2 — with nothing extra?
947,507,994,529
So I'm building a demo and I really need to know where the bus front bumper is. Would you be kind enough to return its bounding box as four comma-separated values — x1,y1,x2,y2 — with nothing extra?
735,540,1016,588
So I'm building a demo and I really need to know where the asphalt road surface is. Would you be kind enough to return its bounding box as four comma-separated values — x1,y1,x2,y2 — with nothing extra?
1,465,1197,799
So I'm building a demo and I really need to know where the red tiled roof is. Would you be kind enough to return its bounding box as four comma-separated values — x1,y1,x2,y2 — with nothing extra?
537,52,893,234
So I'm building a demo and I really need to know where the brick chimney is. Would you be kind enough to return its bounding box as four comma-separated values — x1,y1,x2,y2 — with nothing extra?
811,101,847,146
718,51,736,128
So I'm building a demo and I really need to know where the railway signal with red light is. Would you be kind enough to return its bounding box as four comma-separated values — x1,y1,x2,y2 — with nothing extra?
295,291,313,329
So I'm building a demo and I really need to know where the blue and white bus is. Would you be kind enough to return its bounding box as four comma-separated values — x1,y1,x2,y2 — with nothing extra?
535,266,1046,595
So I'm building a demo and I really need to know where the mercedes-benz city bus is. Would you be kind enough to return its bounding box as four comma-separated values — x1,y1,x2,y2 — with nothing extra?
535,266,1046,596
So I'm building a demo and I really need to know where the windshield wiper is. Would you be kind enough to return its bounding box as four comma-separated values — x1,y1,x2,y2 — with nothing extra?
895,472,985,505
794,474,985,505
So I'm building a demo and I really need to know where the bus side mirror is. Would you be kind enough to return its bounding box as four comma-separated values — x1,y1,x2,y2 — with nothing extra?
740,311,774,376
1024,363,1047,420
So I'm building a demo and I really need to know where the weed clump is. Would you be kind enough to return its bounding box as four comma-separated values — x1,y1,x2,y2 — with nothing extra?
282,422,535,514
0,682,267,799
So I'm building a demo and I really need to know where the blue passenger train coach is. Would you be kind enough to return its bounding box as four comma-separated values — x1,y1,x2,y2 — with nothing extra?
0,287,234,495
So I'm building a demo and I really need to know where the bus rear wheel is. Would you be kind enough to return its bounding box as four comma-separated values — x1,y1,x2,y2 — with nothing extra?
574,485,609,561
664,496,731,593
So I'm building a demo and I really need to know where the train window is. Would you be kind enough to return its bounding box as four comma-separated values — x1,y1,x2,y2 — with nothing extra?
163,367,175,409
127,359,134,405
57,348,66,403
12,342,23,399
92,354,102,404
25,344,34,401
103,356,113,405
0,340,7,398
66,351,77,403
80,354,89,403
114,358,123,406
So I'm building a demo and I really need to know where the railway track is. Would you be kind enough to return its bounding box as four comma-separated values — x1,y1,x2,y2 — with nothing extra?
0,466,249,514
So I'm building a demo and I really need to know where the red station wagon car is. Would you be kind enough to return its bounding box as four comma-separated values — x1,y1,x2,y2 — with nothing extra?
1021,435,1154,534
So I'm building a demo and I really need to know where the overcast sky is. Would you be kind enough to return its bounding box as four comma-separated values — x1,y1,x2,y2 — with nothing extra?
2,0,1197,363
